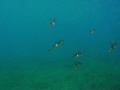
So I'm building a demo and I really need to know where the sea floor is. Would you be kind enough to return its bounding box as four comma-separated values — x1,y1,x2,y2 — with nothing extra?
0,57,120,90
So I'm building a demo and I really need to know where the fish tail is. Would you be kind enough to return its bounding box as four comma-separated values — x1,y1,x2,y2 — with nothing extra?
48,25,51,30
70,57,74,60
88,33,90,35
109,49,112,53
75,67,77,71
48,47,53,51
48,48,52,51
48,27,50,30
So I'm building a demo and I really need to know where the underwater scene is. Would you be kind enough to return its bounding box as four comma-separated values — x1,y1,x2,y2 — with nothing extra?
0,0,120,90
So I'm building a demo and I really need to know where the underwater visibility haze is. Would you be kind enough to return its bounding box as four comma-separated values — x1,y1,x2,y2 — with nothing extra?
0,0,120,90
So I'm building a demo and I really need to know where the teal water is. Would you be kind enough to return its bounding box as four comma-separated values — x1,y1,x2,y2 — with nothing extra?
0,0,120,90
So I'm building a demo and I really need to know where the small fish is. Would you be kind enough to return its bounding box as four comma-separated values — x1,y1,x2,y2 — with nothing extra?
48,19,56,30
70,51,84,60
109,41,118,53
88,29,96,35
74,62,82,71
48,40,63,51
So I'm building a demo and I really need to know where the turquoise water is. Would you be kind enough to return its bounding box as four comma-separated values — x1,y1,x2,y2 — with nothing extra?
0,0,120,90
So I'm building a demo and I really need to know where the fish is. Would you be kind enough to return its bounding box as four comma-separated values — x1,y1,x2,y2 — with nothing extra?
70,51,84,60
109,41,118,53
88,29,96,35
74,62,82,71
48,19,56,30
48,40,63,51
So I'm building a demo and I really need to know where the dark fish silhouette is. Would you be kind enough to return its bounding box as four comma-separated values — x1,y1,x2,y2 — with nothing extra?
74,62,82,71
48,40,63,51
70,51,84,60
88,29,96,35
109,41,117,53
48,19,56,30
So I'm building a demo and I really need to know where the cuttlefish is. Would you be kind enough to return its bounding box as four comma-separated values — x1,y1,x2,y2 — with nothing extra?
48,40,63,51
109,41,118,53
48,19,56,30
88,29,96,35
74,62,82,71
70,51,84,60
